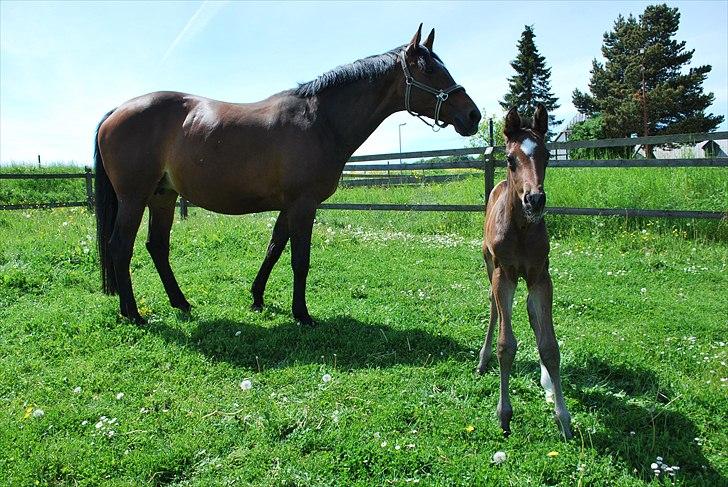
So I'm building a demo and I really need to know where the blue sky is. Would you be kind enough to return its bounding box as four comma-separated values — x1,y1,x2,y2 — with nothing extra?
1,0,726,165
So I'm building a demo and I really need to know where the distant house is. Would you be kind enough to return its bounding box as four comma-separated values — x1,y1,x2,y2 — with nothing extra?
632,139,728,159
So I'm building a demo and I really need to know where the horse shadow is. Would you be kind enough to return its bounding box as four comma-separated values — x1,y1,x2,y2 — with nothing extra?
147,313,472,371
561,356,724,484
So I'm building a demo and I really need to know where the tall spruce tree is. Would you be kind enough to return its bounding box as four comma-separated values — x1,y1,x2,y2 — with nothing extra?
500,25,560,138
572,4,723,145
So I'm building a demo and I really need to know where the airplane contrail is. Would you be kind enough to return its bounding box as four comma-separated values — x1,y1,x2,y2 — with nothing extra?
162,0,229,64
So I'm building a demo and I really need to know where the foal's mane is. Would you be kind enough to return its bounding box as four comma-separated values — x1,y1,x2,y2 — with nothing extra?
293,45,407,98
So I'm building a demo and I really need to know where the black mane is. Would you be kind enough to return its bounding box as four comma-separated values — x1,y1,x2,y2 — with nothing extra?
293,45,405,98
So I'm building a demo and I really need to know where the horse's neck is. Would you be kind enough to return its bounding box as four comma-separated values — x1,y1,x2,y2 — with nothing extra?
317,70,403,162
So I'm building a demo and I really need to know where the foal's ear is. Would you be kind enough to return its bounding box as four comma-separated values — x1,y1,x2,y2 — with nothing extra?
406,23,423,57
423,28,435,51
504,107,521,138
533,103,548,136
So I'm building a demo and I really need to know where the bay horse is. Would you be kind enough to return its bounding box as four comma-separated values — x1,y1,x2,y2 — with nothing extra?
476,104,573,439
94,25,480,326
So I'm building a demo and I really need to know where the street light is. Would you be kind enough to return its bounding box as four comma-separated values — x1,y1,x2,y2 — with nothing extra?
398,122,407,165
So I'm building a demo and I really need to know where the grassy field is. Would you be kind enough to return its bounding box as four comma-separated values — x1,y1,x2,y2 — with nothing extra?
1,171,727,485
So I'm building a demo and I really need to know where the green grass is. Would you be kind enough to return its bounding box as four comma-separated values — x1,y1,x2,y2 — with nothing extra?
1,193,727,485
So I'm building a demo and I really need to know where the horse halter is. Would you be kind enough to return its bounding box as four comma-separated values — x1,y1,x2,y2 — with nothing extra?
399,50,464,132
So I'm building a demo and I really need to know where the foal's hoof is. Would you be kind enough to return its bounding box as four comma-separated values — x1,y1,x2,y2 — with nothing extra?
502,428,511,438
172,300,192,314
250,302,264,313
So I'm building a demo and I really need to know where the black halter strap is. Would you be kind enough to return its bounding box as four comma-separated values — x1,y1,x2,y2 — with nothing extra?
399,50,464,131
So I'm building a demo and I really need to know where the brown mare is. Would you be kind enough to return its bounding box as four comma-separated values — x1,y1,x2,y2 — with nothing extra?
94,25,480,326
477,104,573,439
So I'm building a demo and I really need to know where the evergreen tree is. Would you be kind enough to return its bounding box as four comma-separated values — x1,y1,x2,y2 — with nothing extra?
500,25,560,138
572,4,723,146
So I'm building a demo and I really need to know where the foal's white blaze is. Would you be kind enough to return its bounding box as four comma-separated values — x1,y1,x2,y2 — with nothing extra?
521,138,537,157
540,362,555,403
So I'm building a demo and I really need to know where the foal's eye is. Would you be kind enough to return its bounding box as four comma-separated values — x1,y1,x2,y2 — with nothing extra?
507,155,517,170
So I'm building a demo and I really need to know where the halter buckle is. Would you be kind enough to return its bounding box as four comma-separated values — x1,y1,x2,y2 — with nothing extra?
437,91,448,102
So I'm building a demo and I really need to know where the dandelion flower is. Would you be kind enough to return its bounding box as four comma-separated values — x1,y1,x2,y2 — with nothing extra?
240,379,252,390
465,425,475,433
492,451,506,464
547,451,559,458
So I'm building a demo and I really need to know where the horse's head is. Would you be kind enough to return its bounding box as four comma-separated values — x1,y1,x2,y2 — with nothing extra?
503,104,550,223
400,24,480,135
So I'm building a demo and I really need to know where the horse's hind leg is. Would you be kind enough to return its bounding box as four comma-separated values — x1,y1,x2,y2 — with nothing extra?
109,199,146,324
251,210,290,311
146,192,190,313
492,267,517,436
526,270,573,439
477,251,497,374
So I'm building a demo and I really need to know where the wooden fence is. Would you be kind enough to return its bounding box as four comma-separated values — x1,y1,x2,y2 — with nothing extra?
1,131,727,220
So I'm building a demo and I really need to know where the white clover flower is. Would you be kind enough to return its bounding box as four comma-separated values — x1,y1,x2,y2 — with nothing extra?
235,331,241,337
395,445,401,450
32,408,44,418
492,451,506,464
381,441,388,447
640,288,647,294
73,386,82,394
81,420,88,426
651,463,659,470
322,373,332,383
95,420,104,429
115,392,124,400
240,379,252,390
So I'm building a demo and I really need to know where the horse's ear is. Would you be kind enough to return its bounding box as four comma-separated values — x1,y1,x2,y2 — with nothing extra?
406,23,423,57
533,103,548,136
423,28,435,51
504,107,521,138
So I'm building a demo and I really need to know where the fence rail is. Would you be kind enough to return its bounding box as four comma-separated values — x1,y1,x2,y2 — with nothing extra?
1,131,727,220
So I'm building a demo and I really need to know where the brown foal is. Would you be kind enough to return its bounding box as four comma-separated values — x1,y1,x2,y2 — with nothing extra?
93,25,480,326
477,104,573,439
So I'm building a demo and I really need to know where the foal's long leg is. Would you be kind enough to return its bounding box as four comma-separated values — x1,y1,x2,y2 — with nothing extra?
251,210,290,311
477,252,497,374
146,192,190,312
287,200,317,326
526,271,573,439
109,199,146,324
492,267,517,436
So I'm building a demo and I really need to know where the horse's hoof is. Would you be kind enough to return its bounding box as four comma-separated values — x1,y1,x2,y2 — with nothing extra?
250,302,264,313
122,313,147,326
296,316,317,328
172,301,192,314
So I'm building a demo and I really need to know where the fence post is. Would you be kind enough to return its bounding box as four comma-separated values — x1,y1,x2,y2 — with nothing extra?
84,166,94,212
179,197,188,219
488,118,494,147
484,147,495,206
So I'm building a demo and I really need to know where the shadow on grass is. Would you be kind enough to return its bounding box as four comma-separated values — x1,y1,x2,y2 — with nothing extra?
148,314,471,370
563,357,724,485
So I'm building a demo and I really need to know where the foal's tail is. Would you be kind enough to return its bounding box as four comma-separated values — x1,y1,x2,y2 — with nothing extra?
94,109,118,295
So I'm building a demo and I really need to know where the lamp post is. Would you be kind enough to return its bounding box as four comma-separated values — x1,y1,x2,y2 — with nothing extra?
396,122,406,181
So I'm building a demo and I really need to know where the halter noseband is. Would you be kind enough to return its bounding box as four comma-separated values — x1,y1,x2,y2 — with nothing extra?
400,50,464,132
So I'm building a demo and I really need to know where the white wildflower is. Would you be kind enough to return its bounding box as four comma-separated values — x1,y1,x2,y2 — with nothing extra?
115,392,124,400
240,379,252,390
73,386,82,394
32,408,44,418
492,451,506,464
322,373,332,383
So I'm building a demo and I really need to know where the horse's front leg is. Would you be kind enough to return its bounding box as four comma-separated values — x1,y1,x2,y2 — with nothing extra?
492,267,517,436
526,270,573,439
251,210,290,311
287,199,317,326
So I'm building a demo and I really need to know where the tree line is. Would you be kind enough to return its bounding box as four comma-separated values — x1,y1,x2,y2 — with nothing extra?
471,3,724,154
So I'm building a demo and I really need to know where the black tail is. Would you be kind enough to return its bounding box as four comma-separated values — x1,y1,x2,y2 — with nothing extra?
94,109,118,295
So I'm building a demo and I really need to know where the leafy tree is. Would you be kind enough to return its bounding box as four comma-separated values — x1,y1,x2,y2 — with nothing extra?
470,112,505,149
500,25,561,139
572,4,723,156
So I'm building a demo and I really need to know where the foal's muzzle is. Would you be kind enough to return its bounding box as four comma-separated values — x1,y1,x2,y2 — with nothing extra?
523,192,546,221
